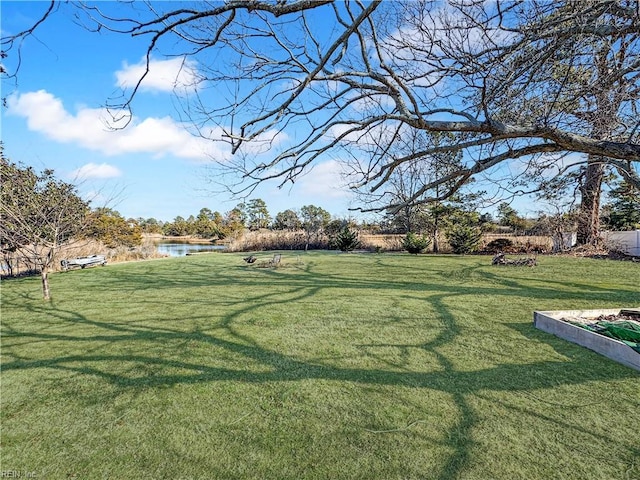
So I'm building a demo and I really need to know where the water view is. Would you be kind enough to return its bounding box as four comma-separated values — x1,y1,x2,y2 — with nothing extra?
156,242,227,257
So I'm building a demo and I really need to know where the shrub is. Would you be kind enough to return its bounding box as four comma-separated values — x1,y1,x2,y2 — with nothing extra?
446,225,482,254
332,226,361,252
402,232,431,254
485,238,515,253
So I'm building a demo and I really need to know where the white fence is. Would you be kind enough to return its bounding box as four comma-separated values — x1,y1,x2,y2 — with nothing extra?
601,230,640,256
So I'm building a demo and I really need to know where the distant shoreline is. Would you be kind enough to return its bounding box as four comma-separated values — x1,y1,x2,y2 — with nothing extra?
145,234,224,245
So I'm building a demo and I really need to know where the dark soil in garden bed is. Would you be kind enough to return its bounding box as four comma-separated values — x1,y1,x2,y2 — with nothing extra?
595,311,640,322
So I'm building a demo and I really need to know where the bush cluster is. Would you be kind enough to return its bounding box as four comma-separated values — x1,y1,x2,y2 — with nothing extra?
402,232,431,254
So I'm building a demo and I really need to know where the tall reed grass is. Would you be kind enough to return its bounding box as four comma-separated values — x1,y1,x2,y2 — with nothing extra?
223,230,553,254
1,237,165,277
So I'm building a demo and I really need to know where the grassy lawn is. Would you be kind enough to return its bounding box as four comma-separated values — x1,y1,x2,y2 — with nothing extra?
1,252,639,479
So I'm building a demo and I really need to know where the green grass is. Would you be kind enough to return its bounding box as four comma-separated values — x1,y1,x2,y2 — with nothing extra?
1,252,639,479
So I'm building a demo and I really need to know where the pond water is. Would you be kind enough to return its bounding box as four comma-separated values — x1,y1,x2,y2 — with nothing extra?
156,242,227,257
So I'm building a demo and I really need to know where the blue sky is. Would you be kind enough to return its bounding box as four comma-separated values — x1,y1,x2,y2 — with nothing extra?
2,1,361,223
3,1,576,225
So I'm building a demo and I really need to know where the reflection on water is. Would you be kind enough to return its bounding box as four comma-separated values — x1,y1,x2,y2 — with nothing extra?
156,242,227,257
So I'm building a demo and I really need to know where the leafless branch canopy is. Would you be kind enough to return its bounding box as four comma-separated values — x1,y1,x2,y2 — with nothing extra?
3,0,639,211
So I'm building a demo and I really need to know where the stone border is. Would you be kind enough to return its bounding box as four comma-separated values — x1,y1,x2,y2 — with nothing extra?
533,309,640,371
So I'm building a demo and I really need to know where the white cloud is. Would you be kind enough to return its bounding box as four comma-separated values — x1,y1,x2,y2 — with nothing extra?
6,90,231,162
71,162,122,180
295,159,352,199
115,57,200,92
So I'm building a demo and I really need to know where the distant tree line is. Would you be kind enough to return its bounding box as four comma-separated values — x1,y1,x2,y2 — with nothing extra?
2,149,639,299
140,178,639,254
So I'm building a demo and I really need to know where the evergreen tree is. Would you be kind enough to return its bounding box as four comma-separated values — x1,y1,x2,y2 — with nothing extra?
85,208,142,248
273,209,301,230
333,225,361,252
402,232,431,254
246,199,271,230
605,180,640,231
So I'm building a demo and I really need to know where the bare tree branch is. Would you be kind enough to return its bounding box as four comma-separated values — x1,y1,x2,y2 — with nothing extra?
2,0,639,232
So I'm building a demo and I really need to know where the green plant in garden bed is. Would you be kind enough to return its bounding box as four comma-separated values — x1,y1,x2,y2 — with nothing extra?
1,253,639,479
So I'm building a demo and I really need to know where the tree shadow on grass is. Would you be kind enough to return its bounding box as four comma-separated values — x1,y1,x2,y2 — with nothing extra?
4,313,638,479
3,257,639,480
72,257,638,312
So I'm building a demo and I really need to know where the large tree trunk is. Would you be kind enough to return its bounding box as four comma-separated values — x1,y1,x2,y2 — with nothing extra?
577,157,606,245
576,42,621,246
432,213,440,253
432,228,440,253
